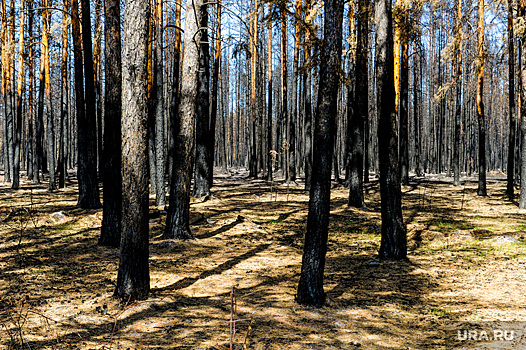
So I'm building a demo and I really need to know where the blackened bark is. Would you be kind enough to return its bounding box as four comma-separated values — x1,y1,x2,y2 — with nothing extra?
99,0,122,248
266,5,273,182
519,1,526,208
476,0,487,197
75,0,101,207
399,38,409,185
348,0,368,207
164,0,205,240
507,0,516,196
304,48,312,191
168,4,182,181
153,0,166,207
453,0,462,186
376,0,407,260
208,1,221,187
193,3,211,199
115,0,150,301
297,0,344,307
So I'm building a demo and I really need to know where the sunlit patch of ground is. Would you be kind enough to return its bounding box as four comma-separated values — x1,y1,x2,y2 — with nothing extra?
1,170,526,349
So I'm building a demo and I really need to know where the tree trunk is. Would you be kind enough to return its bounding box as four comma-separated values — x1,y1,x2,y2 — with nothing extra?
266,3,273,182
476,0,487,196
115,0,150,302
164,0,205,240
453,0,462,186
519,0,526,208
100,0,122,248
280,4,288,179
399,11,409,186
348,0,368,207
94,0,103,178
297,0,344,307
289,0,301,183
193,3,211,199
12,0,25,190
167,1,182,182
74,0,101,207
58,0,69,189
507,0,517,196
208,0,221,187
153,0,166,207
43,0,56,191
376,0,407,260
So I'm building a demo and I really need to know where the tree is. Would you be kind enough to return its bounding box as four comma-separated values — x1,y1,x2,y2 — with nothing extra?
73,0,101,208
164,0,206,240
303,0,313,191
153,0,166,207
453,0,463,186
399,8,409,186
267,3,274,182
507,0,517,196
115,0,151,301
297,0,344,307
348,0,369,207
43,0,56,191
519,0,526,208
100,0,123,247
280,2,288,179
58,0,70,189
376,0,407,260
208,0,222,187
476,0,487,196
193,1,211,199
12,0,25,190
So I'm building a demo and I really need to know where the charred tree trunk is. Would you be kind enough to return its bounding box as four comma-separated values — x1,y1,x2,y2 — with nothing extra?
153,0,166,207
208,0,221,187
348,0,368,207
12,0,25,190
100,0,122,248
115,0,150,302
164,0,205,240
507,0,517,196
376,0,406,260
193,3,211,199
476,0,487,196
58,0,69,189
453,0,462,186
297,0,344,307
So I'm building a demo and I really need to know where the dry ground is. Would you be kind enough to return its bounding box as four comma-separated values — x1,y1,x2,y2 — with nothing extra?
1,170,526,349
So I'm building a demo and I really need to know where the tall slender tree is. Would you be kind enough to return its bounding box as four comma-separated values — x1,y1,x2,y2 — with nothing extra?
476,0,487,196
153,0,166,207
297,0,344,307
519,0,526,208
208,0,222,187
43,0,56,191
164,0,206,240
348,0,368,207
74,0,101,207
12,0,25,190
507,0,517,196
100,0,123,247
376,0,406,259
193,1,211,199
453,0,463,186
58,0,70,189
115,0,151,301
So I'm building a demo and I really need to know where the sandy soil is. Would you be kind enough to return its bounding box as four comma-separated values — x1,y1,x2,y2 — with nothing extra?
1,170,526,349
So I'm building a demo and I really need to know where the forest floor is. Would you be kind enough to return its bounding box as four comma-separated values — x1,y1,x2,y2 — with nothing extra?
1,170,526,350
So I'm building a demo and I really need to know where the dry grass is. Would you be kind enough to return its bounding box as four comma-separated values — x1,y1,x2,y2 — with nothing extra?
1,171,526,349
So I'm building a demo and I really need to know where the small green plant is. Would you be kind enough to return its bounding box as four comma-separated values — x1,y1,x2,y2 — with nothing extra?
430,308,450,318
